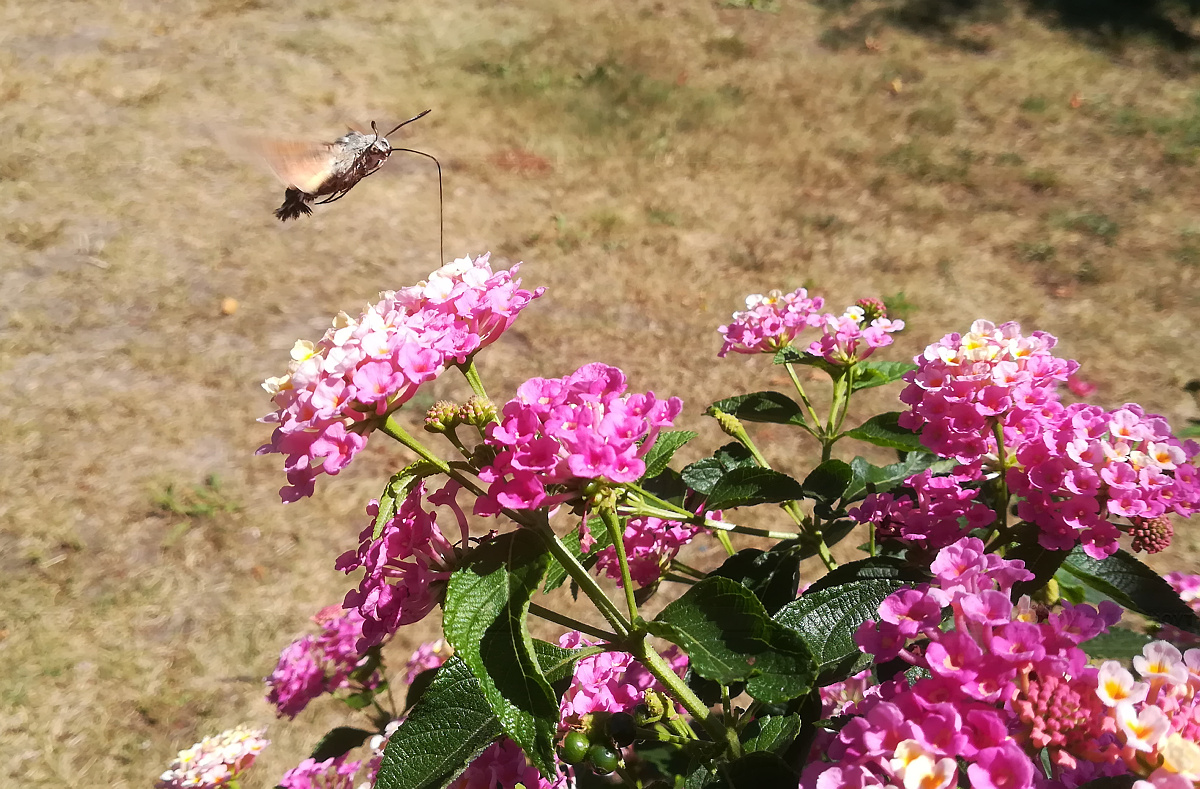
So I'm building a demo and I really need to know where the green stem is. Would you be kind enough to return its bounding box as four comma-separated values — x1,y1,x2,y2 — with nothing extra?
600,507,640,623
992,421,1010,534
380,414,452,472
459,358,489,403
831,365,856,435
528,603,619,642
527,516,631,637
630,636,738,757
633,726,695,746
670,559,707,579
620,498,798,542
662,572,698,586
784,362,822,436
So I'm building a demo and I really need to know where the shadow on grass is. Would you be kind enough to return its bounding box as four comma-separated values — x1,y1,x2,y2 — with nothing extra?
815,0,1200,59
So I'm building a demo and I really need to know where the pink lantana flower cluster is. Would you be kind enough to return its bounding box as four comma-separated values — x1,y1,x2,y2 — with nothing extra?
557,631,688,735
403,639,453,685
898,319,1077,465
804,537,1128,789
266,606,377,719
849,469,994,552
258,254,544,502
805,301,905,367
336,481,469,651
1094,642,1200,785
717,287,825,356
474,363,682,515
448,738,572,789
590,516,702,589
156,725,269,789
1009,402,1200,558
278,755,361,789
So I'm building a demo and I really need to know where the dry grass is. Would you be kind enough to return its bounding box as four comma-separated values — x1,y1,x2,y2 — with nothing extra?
3,0,1200,785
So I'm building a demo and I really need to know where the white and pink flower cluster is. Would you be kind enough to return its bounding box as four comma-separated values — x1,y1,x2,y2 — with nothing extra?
717,288,902,363
156,724,269,789
258,254,543,502
336,481,468,650
266,606,377,719
474,363,682,515
804,537,1131,789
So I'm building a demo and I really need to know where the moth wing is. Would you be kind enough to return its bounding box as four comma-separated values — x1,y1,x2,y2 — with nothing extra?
249,139,339,194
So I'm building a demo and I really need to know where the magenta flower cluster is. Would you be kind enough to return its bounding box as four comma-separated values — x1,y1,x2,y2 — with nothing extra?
277,755,361,789
448,738,572,789
849,469,994,552
590,516,702,589
336,481,468,651
258,254,543,502
403,639,453,685
474,363,682,515
265,606,376,719
557,631,688,735
804,537,1131,789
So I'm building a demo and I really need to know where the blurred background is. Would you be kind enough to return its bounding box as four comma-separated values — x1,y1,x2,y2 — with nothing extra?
3,0,1200,785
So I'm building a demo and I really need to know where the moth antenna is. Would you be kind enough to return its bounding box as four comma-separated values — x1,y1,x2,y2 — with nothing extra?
394,147,444,266
385,109,432,137
371,120,380,145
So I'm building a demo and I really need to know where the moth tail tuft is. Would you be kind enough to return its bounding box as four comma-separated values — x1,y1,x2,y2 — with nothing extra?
275,188,314,221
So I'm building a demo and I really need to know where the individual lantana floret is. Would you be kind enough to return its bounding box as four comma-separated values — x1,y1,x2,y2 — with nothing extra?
156,725,269,789
266,606,379,719
717,287,825,356
473,363,682,516
336,481,469,651
257,254,543,502
278,755,361,789
403,639,453,685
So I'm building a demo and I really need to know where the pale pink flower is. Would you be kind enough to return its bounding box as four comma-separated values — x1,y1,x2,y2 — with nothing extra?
157,725,269,789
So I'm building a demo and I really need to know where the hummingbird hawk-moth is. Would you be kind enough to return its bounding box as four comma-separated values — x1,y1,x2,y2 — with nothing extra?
244,109,441,227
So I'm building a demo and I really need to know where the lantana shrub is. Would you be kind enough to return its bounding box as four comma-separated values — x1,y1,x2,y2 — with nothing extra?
160,256,1200,789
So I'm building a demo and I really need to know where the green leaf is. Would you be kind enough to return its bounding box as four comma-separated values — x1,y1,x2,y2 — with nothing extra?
1062,548,1200,635
803,459,853,504
804,556,929,595
405,669,438,710
709,392,806,426
641,431,698,480
739,715,802,755
371,462,436,540
842,453,951,503
681,443,756,496
647,577,817,704
709,752,798,789
775,578,909,682
772,347,839,378
710,541,802,615
841,412,923,452
705,467,806,511
1005,526,1071,599
850,361,917,392
310,727,374,762
531,640,588,684
1081,627,1154,660
443,530,558,775
376,656,503,789
641,466,689,505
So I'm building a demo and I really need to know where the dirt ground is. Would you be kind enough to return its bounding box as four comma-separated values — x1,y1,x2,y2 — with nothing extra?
2,0,1200,786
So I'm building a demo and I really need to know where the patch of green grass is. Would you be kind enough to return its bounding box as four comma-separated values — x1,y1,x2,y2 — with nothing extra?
1017,241,1056,263
1058,211,1120,245
1022,168,1059,193
882,291,917,322
705,35,751,59
152,475,239,519
879,141,970,184
907,103,957,136
994,152,1024,166
1020,95,1048,113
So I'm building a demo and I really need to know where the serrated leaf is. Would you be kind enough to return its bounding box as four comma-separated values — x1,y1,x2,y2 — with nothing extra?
841,412,923,452
710,541,802,615
776,579,909,681
310,727,374,762
772,347,839,378
647,577,817,704
542,518,609,594
803,460,852,504
705,467,806,511
842,453,950,503
739,715,802,755
709,392,807,426
376,656,503,789
1081,627,1154,659
531,640,589,684
641,466,689,505
371,462,436,540
641,431,698,480
1062,548,1200,635
405,669,438,710
443,531,557,775
804,555,929,595
681,443,756,496
850,361,917,392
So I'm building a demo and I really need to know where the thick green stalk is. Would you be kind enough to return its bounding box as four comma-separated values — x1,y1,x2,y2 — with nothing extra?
600,507,640,623
459,358,490,403
527,516,631,637
784,362,822,436
630,636,738,758
528,603,618,643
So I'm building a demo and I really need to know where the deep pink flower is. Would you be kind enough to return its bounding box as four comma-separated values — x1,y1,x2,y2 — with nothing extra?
557,632,687,734
278,756,361,789
849,469,994,551
403,639,452,685
592,516,702,588
265,607,376,719
475,364,682,515
258,255,544,501
336,482,468,650
448,738,571,789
